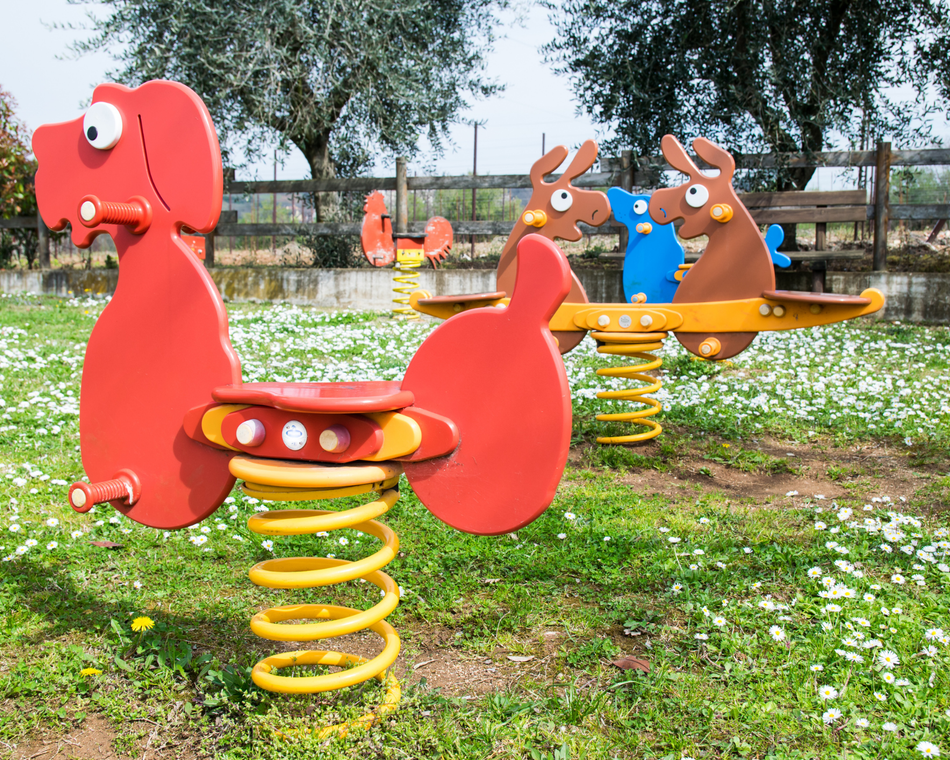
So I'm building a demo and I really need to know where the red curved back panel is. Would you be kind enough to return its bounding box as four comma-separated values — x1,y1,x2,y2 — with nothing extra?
401,235,572,535
33,81,241,529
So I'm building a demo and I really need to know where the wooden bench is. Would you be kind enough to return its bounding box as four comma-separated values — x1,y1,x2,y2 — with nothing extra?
737,189,869,290
600,189,870,290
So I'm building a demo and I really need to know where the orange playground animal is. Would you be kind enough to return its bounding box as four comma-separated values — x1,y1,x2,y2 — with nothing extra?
412,135,885,442
417,141,611,352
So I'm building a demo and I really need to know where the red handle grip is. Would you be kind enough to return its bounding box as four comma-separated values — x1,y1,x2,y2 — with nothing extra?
68,469,142,513
77,195,152,234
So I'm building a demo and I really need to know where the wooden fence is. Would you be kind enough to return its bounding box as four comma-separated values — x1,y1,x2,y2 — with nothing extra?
4,143,949,271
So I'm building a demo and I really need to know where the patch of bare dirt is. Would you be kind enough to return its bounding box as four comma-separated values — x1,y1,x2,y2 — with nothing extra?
12,715,144,760
399,628,580,695
8,710,199,760
10,716,120,760
255,626,559,698
578,433,943,508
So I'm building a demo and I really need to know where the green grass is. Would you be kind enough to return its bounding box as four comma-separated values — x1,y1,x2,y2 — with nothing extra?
0,294,948,759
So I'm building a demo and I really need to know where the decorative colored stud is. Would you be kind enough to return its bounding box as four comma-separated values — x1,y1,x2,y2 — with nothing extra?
710,203,733,223
522,209,548,227
698,338,721,357
236,419,266,447
319,425,351,454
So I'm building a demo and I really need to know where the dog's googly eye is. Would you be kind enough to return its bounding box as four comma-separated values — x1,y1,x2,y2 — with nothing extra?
83,102,123,150
551,189,573,212
685,184,709,208
633,200,648,215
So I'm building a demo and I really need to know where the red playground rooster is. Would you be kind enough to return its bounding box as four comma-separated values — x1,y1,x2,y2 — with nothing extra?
32,81,243,529
360,191,453,267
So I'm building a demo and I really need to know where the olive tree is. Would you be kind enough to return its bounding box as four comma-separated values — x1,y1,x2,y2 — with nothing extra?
70,0,505,219
545,0,948,192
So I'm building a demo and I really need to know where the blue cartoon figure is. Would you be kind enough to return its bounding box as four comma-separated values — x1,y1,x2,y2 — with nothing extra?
609,187,684,304
764,225,791,268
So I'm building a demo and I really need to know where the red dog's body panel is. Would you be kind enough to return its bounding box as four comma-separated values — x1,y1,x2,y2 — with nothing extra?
402,235,572,535
33,81,241,529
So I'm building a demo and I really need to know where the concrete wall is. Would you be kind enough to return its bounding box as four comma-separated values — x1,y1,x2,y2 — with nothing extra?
0,269,120,298
1,267,948,324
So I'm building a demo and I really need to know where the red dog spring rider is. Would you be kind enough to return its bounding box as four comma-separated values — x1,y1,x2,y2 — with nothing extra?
33,80,573,734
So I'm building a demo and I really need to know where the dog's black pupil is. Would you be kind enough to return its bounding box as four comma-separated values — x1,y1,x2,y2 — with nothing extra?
87,126,98,141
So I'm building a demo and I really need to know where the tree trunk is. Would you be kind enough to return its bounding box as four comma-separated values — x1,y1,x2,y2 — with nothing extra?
301,133,337,222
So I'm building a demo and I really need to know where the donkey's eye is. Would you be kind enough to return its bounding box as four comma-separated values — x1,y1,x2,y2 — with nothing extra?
83,102,123,150
632,200,648,215
550,189,573,212
685,184,709,208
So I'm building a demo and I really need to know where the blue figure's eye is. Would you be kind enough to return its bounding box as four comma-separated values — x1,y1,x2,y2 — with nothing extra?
633,200,648,215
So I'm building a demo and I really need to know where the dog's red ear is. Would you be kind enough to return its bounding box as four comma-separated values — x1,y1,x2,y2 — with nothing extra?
132,80,223,233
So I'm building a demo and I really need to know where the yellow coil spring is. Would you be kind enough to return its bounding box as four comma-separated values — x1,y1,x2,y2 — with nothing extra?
392,250,424,319
241,465,404,738
593,330,668,445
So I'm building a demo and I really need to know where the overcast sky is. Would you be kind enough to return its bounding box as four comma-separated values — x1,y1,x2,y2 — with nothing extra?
2,1,944,189
1,0,605,180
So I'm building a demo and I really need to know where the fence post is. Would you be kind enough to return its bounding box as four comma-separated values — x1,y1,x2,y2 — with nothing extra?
872,141,891,271
204,230,215,269
615,149,633,254
37,216,50,268
395,157,408,235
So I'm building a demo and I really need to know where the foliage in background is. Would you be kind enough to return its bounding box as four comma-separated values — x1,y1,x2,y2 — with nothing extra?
0,229,39,271
0,86,39,269
409,185,525,224
0,87,36,219
891,168,950,229
544,0,948,192
68,0,506,220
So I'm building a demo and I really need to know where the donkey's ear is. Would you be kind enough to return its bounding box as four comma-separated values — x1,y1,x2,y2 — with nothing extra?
661,135,699,177
530,145,570,186
692,137,736,178
562,140,599,180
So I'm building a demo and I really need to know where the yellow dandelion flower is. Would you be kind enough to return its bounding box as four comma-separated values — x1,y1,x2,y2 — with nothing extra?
131,616,155,632
80,667,102,677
